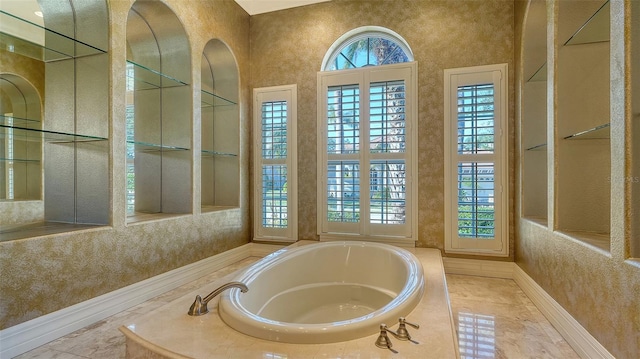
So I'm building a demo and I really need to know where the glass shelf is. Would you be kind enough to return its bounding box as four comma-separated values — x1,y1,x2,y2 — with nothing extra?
0,157,40,163
0,10,106,62
201,149,237,157
126,60,189,90
0,124,107,143
563,123,610,140
127,140,190,152
525,143,547,151
564,1,610,46
1,114,40,127
527,62,547,82
201,89,237,108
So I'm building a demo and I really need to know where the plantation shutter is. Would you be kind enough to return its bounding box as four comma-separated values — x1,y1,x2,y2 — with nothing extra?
444,64,508,256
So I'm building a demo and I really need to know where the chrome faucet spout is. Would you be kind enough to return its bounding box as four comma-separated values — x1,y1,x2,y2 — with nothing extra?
188,281,248,316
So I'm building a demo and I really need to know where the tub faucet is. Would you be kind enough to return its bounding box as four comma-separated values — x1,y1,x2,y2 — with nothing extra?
395,317,420,344
375,324,398,353
188,281,248,316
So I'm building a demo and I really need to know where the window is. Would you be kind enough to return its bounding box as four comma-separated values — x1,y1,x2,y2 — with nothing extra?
318,28,417,244
322,26,413,71
253,85,297,242
444,64,508,256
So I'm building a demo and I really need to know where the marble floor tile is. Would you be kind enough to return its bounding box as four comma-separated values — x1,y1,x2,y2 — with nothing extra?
446,274,580,359
15,263,579,359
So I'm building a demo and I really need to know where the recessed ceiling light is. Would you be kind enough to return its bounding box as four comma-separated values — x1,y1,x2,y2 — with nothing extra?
34,11,43,17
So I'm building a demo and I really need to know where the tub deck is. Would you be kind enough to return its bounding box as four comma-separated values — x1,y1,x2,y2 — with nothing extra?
120,242,459,359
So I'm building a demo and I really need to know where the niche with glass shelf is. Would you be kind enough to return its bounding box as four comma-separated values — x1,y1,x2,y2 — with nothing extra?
0,1,110,241
0,76,42,203
556,0,611,250
521,0,548,224
200,39,240,212
125,1,192,222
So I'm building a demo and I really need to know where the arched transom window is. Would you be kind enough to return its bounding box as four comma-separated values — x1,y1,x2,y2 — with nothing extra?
322,26,414,71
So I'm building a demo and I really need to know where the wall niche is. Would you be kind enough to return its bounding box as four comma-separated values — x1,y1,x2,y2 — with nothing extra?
126,0,192,223
201,39,239,212
556,0,611,250
0,0,109,240
521,0,548,225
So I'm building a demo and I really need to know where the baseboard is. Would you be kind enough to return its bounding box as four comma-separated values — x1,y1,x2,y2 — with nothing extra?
0,242,281,359
444,258,614,359
512,265,615,359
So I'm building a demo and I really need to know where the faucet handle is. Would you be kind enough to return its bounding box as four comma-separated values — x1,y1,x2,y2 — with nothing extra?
375,324,398,353
187,295,209,316
396,317,420,344
399,317,420,329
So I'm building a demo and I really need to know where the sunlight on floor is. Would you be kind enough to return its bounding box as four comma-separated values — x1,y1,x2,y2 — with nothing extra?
458,312,497,359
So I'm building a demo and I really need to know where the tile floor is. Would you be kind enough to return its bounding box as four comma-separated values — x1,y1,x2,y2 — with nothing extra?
15,259,579,359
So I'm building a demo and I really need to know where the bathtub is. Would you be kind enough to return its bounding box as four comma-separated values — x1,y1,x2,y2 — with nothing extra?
218,241,425,344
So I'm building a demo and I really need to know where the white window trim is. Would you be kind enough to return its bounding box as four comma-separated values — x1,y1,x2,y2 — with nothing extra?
317,62,418,246
253,85,298,242
444,63,509,257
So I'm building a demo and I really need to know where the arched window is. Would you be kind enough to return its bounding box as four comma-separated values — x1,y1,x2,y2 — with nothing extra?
317,27,418,245
321,26,414,71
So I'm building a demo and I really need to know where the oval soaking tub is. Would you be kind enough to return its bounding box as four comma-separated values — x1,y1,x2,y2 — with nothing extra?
218,241,424,344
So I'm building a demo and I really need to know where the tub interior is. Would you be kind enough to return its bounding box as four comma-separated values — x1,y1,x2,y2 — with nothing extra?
238,243,411,317
257,283,395,323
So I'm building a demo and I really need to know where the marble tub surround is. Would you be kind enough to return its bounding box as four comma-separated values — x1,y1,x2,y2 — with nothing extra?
120,245,458,358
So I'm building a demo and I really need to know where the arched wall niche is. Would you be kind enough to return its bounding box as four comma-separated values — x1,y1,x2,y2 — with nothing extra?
200,39,240,211
0,74,42,203
125,0,192,221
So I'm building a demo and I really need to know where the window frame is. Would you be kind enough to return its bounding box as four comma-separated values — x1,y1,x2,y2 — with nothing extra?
253,84,298,242
317,62,418,246
444,63,509,256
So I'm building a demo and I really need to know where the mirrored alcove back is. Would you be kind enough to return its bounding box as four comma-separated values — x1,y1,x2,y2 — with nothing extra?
201,39,239,212
0,0,109,240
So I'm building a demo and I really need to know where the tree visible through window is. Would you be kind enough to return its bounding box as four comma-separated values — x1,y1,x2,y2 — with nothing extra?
444,64,508,256
319,27,417,242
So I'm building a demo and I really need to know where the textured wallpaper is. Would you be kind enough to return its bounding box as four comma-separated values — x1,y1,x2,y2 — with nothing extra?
250,0,515,253
515,1,640,358
0,0,251,329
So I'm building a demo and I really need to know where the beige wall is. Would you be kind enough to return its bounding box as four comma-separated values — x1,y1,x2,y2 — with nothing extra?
0,0,251,329
250,0,515,255
515,1,640,358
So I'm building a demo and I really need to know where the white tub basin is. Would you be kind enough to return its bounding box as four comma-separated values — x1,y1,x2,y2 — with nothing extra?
218,241,425,343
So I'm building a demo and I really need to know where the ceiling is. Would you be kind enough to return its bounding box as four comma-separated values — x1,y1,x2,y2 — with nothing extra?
234,0,331,15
